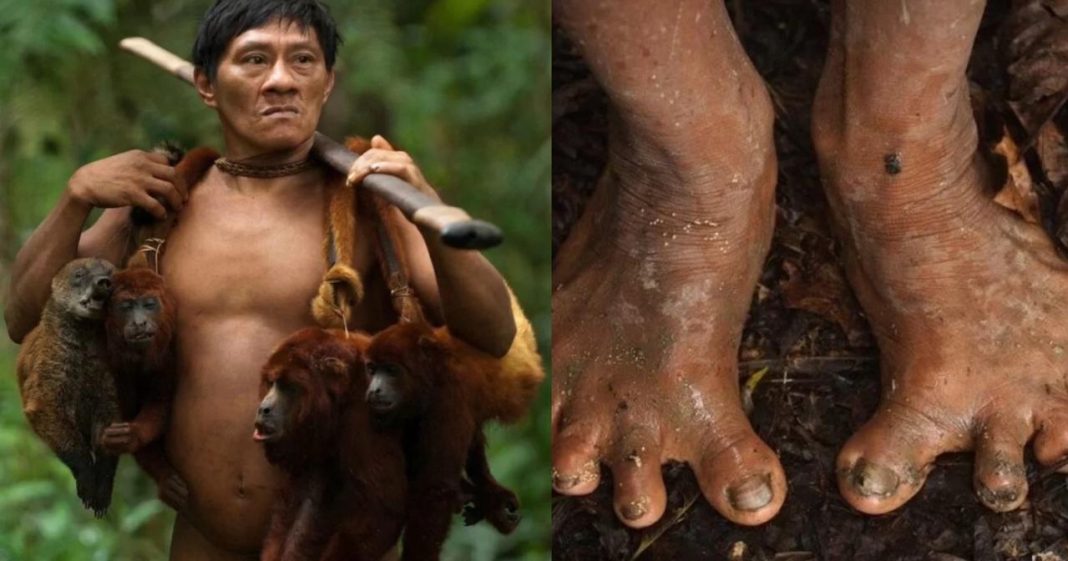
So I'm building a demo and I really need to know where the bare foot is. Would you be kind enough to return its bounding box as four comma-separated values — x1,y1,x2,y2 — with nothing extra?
814,0,1068,514
553,0,786,527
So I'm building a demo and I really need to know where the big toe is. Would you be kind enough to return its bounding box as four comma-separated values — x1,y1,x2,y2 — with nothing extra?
1034,409,1068,472
552,419,603,495
693,429,786,526
973,419,1029,512
837,405,957,514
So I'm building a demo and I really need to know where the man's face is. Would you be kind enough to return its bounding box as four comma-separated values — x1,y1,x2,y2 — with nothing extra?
196,20,335,155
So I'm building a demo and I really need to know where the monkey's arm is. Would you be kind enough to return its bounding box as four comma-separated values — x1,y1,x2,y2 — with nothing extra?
5,204,130,343
462,429,520,533
101,398,169,454
132,441,188,511
402,398,475,561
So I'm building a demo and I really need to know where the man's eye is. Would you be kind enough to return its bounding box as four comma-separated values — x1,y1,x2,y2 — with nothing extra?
295,54,314,64
245,54,267,65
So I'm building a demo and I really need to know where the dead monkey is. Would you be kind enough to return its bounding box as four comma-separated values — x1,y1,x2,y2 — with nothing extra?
16,257,122,517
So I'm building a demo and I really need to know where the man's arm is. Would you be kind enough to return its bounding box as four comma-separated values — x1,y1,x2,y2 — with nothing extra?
4,150,184,343
347,136,516,357
396,210,516,357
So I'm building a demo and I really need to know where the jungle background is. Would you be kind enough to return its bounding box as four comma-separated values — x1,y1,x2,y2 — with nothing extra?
554,0,1068,559
0,1,550,560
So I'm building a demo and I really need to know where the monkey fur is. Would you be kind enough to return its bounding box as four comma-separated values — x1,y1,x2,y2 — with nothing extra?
16,257,122,517
255,327,406,561
101,265,188,509
363,293,544,560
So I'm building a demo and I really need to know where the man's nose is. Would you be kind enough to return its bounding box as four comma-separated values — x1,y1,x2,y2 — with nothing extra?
263,59,298,93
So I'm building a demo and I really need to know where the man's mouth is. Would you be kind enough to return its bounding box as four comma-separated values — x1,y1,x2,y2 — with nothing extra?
262,106,299,116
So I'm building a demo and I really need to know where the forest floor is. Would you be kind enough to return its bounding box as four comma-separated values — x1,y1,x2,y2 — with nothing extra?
551,1,1068,559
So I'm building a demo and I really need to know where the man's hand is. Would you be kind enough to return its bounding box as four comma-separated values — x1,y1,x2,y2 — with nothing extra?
345,135,442,203
68,150,186,220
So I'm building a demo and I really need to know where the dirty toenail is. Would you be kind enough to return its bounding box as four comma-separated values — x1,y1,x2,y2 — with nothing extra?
620,496,650,520
847,459,900,498
976,485,1020,511
553,461,599,491
552,469,580,490
727,474,773,511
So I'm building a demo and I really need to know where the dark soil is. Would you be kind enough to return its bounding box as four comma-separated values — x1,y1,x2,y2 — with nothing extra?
551,1,1068,560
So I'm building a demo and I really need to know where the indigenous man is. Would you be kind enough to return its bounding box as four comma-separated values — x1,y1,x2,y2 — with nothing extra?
5,1,518,559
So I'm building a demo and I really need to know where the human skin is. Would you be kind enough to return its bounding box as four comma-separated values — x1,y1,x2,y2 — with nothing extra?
551,0,786,528
813,0,1068,514
554,0,1068,528
5,19,514,561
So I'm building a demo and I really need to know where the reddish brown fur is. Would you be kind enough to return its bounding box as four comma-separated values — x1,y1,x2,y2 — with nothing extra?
259,328,406,561
106,268,176,383
102,266,186,507
364,322,541,560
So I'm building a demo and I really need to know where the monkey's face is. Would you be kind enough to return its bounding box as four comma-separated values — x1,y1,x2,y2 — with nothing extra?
253,378,296,444
54,258,115,319
113,295,162,348
254,328,363,469
365,362,409,419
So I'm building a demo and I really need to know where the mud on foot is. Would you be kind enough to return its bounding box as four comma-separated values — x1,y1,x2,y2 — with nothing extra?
813,0,1068,515
552,125,786,527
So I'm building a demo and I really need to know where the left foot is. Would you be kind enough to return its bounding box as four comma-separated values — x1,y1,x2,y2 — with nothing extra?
813,0,1068,514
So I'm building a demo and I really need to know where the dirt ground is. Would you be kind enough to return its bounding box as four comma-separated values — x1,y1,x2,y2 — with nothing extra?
551,1,1068,559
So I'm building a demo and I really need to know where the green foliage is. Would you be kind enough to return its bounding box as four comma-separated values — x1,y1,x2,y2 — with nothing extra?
0,0,550,559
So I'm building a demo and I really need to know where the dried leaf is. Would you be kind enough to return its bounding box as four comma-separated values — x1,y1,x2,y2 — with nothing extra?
1002,0,1068,132
992,127,1041,223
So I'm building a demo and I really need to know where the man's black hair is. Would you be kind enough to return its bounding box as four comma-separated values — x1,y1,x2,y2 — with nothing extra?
192,0,343,82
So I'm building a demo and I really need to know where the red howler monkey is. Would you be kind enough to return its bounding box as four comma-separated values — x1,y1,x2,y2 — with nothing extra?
100,266,188,509
364,320,543,560
255,327,406,561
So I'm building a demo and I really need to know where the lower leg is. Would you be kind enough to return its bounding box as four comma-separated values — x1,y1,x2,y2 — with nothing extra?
552,0,785,527
813,0,1068,514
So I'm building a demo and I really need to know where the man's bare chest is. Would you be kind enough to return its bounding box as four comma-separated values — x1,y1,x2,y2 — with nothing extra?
159,177,329,320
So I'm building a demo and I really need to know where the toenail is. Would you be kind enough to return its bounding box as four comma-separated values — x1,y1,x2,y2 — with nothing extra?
727,474,773,511
620,496,650,520
977,485,1019,511
552,469,580,490
553,461,599,491
847,459,900,498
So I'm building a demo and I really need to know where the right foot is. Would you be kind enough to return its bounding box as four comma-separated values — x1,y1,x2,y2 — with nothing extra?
552,0,788,528
551,87,787,532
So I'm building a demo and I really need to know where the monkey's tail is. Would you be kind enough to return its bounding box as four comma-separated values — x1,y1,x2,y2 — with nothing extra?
478,289,545,424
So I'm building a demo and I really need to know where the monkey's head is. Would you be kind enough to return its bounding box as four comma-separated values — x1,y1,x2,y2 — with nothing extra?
52,258,116,320
107,268,175,350
255,327,369,471
364,322,441,424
